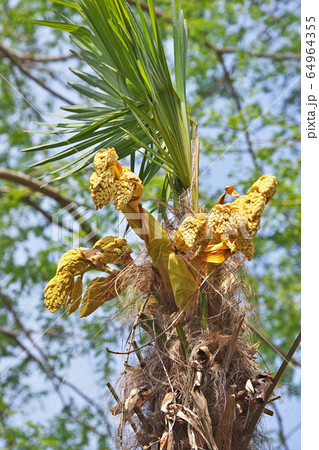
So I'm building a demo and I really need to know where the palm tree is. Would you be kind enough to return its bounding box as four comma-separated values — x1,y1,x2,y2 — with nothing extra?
24,1,300,448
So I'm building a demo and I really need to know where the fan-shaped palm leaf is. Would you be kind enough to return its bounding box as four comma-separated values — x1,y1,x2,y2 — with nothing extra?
23,0,193,199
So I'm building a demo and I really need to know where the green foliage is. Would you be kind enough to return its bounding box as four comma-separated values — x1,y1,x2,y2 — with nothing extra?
23,0,193,196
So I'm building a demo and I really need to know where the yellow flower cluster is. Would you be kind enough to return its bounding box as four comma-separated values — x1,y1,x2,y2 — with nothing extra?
44,272,75,313
247,174,277,200
44,236,130,314
56,248,90,275
90,148,143,210
90,171,115,210
174,213,208,252
93,236,132,264
94,147,118,173
113,167,144,210
45,248,91,313
207,175,277,260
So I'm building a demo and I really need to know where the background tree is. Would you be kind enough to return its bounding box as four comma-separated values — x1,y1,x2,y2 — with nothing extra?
0,0,300,448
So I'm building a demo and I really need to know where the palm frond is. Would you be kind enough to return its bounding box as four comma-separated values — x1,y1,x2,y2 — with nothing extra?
23,0,192,197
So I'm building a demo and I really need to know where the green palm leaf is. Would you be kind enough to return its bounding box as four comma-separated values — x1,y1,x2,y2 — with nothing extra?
23,0,192,198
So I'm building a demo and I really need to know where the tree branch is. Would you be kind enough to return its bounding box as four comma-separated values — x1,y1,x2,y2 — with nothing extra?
248,322,301,367
0,44,75,105
0,187,74,232
0,289,107,421
204,42,300,61
0,45,76,64
127,1,300,61
213,50,260,170
0,167,99,245
9,62,43,121
272,403,290,450
18,54,76,64
22,196,74,232
0,167,78,207
241,331,301,448
127,0,165,19
0,325,108,438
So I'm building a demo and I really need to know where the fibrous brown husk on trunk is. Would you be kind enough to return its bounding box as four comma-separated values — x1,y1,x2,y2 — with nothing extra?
108,254,275,449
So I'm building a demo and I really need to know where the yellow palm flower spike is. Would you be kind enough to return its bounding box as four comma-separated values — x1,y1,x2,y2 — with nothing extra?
93,148,118,174
44,272,74,313
174,213,208,253
113,166,143,210
56,247,91,276
90,148,143,210
90,170,116,210
93,236,132,265
44,248,91,313
90,148,120,209
207,175,277,260
247,173,277,200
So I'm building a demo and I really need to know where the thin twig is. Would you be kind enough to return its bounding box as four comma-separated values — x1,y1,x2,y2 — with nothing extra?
286,422,301,440
0,45,76,63
9,62,42,121
241,331,301,448
0,291,107,419
248,322,301,367
215,385,237,449
204,41,300,61
16,194,74,233
267,395,281,404
272,403,290,450
119,296,151,448
106,304,187,356
214,50,260,170
0,44,75,105
127,1,300,61
133,407,152,435
222,314,245,371
132,340,146,368
0,167,99,245
106,381,151,437
106,381,139,436
263,408,274,417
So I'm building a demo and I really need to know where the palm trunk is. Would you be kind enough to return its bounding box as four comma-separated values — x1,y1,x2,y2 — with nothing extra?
108,248,298,450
